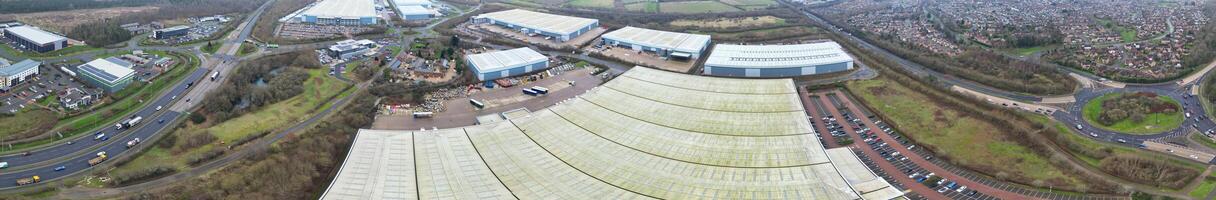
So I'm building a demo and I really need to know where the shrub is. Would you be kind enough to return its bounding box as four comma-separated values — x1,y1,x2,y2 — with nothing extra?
186,148,226,166
109,165,177,186
1099,154,1199,189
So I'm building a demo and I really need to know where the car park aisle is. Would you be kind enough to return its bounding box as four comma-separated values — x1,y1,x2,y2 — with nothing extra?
811,91,951,199
799,87,838,148
828,90,1036,199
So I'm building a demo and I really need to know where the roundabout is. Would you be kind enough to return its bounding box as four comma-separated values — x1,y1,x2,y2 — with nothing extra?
1055,85,1213,143
1081,92,1185,135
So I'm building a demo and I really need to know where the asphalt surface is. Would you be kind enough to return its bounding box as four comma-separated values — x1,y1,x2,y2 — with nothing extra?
0,0,273,189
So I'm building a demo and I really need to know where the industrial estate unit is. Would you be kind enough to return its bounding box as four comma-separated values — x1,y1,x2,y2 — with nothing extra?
2,26,68,53
76,57,136,92
320,67,904,199
152,25,191,40
473,9,600,42
390,0,438,20
465,47,549,81
295,0,379,25
703,41,855,78
0,59,39,91
600,26,712,59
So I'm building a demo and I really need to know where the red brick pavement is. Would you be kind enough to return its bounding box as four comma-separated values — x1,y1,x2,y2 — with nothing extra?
813,91,950,200
828,90,1039,200
799,87,838,148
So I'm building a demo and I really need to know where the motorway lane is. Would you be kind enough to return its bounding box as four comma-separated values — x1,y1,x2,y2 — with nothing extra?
0,68,206,169
0,111,182,188
0,0,273,189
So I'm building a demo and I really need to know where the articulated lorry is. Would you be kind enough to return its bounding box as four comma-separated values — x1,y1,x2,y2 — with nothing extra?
88,151,108,166
16,176,39,185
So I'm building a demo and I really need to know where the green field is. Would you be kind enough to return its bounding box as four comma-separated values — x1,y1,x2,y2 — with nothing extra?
1096,18,1137,43
1191,177,1216,199
568,0,613,8
719,0,774,10
1082,93,1183,134
111,68,350,176
236,43,258,57
1009,46,1046,56
659,1,740,14
846,78,1089,189
210,69,350,142
0,110,57,140
0,44,100,59
625,2,659,12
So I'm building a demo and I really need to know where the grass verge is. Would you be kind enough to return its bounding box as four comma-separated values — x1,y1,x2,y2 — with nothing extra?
1081,93,1184,134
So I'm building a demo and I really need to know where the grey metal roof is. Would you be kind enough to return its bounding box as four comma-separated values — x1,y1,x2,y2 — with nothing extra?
0,59,39,76
602,26,710,53
322,67,901,199
78,58,134,84
475,9,598,35
4,26,67,45
466,47,547,73
705,42,854,69
303,0,377,19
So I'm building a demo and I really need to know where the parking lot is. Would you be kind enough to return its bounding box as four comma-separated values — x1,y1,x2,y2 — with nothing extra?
1,64,97,113
804,89,1127,200
805,88,1009,200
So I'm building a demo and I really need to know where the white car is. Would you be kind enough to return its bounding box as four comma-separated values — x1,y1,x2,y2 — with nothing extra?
908,172,920,179
155,106,162,111
0,162,7,169
94,133,106,140
956,185,968,192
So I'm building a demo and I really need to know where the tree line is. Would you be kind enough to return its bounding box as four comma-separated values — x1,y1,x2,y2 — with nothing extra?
1096,92,1177,126
201,51,320,122
62,0,265,47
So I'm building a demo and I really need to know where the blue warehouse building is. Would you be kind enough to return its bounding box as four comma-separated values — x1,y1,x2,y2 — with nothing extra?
702,42,855,78
472,9,599,42
152,25,191,39
3,26,68,53
465,47,549,81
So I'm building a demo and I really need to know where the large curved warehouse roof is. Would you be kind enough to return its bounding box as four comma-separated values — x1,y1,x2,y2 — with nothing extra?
705,42,854,69
321,67,903,200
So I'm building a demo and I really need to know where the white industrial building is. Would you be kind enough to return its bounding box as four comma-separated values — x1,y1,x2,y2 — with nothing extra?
390,0,438,20
465,47,549,81
77,57,136,92
296,0,379,25
703,41,855,78
327,39,377,60
472,9,599,42
601,26,711,59
320,67,905,200
3,26,68,53
0,59,40,91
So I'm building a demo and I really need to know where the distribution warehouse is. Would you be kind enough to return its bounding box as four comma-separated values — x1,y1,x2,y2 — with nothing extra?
473,9,599,42
296,0,378,25
390,0,437,20
77,57,136,93
320,67,905,200
601,26,711,59
0,59,39,91
465,47,548,81
152,25,191,40
3,26,68,53
703,42,854,78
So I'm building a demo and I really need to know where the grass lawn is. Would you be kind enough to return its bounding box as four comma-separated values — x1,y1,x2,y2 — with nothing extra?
110,68,350,177
236,43,258,57
660,1,740,14
0,110,58,140
201,42,221,54
1190,176,1216,199
846,78,1089,189
1193,133,1216,150
344,60,362,76
670,16,785,28
1082,93,1184,134
1096,18,1137,43
568,0,613,8
1009,46,1046,56
209,69,349,142
0,44,101,59
625,2,659,12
